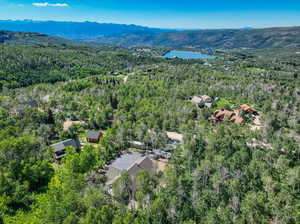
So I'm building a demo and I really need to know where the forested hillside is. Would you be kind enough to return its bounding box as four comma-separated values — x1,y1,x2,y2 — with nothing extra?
0,31,77,46
0,41,164,88
0,34,299,224
94,26,300,49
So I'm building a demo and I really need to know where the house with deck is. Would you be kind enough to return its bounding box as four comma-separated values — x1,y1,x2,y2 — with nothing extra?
106,152,154,192
50,139,81,160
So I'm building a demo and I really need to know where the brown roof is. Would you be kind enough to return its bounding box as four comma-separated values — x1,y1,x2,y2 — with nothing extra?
240,104,256,113
230,116,245,124
214,109,235,121
214,110,221,116
224,110,235,117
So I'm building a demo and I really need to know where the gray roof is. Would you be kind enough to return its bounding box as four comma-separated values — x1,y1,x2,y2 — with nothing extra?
87,130,100,139
110,153,145,171
50,139,80,152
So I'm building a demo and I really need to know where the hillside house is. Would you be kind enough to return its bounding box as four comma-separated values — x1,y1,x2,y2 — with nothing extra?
212,104,259,124
86,130,103,143
106,152,154,192
50,139,81,160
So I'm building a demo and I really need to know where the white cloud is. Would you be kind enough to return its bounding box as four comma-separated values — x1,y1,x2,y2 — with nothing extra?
32,3,69,7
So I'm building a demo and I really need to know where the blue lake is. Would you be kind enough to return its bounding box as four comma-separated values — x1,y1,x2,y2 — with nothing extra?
163,50,216,59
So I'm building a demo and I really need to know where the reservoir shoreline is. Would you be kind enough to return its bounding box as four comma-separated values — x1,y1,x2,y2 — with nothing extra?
162,50,216,59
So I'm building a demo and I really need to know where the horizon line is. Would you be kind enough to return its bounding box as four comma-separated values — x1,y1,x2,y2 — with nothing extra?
0,19,300,30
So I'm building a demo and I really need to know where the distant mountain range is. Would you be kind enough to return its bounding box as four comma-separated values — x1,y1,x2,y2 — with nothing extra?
0,20,299,50
0,20,172,40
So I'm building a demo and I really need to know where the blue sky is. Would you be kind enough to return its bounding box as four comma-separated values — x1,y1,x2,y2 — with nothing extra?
0,0,300,28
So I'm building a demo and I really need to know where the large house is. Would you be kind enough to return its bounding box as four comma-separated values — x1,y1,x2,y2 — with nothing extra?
106,152,154,191
212,104,259,124
50,139,81,160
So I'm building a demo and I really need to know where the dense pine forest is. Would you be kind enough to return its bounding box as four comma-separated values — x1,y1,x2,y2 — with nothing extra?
0,33,299,224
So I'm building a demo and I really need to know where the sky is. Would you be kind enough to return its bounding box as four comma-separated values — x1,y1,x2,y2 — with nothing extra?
0,0,300,29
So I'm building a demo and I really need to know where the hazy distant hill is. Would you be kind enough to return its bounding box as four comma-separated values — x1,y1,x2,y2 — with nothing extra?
0,30,78,46
0,20,171,40
1,20,299,50
94,26,300,49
